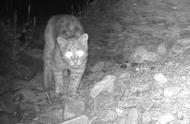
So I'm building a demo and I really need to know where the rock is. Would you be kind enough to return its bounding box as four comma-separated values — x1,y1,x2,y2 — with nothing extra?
28,73,43,90
90,61,105,72
177,38,190,46
39,105,64,122
130,45,161,63
169,44,184,56
15,89,36,101
154,73,167,85
151,111,162,121
115,107,125,117
156,42,167,56
182,102,190,109
90,75,116,98
114,117,126,124
59,115,88,124
142,111,151,124
20,102,40,114
183,118,190,124
125,108,140,124
140,101,154,111
116,72,130,80
63,98,85,120
0,112,17,124
102,110,117,122
0,96,18,114
92,120,105,124
87,71,105,81
178,88,190,97
158,113,174,124
164,86,182,98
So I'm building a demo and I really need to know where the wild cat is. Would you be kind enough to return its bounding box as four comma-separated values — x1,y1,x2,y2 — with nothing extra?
43,15,88,96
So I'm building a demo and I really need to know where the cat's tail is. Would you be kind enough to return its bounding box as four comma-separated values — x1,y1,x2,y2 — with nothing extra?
43,16,56,90
43,61,53,90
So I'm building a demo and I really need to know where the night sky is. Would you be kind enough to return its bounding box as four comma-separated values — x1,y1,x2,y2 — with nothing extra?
0,0,92,18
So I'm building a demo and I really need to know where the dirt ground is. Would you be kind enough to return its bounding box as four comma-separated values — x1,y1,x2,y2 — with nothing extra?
1,0,190,124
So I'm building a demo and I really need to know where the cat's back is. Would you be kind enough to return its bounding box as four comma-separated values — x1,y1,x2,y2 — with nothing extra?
46,15,84,40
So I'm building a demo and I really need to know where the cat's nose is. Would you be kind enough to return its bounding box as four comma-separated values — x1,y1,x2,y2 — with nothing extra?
73,59,78,64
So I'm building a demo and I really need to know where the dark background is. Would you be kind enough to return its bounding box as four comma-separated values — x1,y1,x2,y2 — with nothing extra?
0,0,93,18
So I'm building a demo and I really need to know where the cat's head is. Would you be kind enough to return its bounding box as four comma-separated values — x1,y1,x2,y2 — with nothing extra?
57,33,88,68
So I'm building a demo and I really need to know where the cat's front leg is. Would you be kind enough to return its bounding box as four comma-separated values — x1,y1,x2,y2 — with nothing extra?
53,69,67,95
69,67,85,96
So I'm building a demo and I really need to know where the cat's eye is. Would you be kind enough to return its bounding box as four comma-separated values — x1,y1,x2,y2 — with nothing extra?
65,51,73,58
76,50,84,57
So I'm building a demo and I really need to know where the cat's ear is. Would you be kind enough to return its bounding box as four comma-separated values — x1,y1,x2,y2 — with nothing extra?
57,36,67,47
79,33,88,46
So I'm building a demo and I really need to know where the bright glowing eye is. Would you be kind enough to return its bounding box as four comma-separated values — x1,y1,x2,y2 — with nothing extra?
76,50,84,57
65,51,73,58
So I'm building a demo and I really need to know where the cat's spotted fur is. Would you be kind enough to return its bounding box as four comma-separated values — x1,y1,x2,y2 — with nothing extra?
43,15,88,96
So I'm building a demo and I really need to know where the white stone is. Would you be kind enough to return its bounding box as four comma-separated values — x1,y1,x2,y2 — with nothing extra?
115,107,125,117
154,73,167,85
159,113,174,124
183,118,190,124
90,75,116,98
164,86,182,97
142,111,151,124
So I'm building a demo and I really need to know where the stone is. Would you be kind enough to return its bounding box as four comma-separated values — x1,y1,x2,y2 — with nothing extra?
93,120,105,124
102,110,117,122
154,73,167,85
88,71,105,81
183,118,190,124
177,38,190,46
156,42,167,56
115,107,125,117
178,88,190,97
39,106,64,122
140,101,154,111
164,86,182,97
0,112,17,124
63,98,85,120
90,61,105,72
158,113,174,124
142,111,151,124
90,75,116,98
59,115,88,124
28,73,43,90
0,96,18,114
114,117,126,124
130,45,161,63
125,108,139,124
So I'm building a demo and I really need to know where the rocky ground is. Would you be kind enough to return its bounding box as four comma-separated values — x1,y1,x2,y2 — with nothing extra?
1,0,190,124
